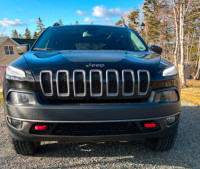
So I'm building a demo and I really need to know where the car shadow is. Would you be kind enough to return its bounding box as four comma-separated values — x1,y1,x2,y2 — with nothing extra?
34,104,200,168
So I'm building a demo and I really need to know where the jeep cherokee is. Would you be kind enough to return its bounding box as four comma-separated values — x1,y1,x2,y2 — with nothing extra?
3,25,180,155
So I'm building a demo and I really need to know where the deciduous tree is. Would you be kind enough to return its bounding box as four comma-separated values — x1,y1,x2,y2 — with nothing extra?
59,19,63,25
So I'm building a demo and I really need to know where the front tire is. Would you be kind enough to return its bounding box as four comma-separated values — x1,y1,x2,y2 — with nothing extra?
11,138,40,155
146,134,177,151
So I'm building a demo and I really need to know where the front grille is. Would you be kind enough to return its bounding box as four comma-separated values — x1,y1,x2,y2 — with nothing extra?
106,70,119,96
40,71,53,96
51,122,140,136
73,70,86,97
57,71,69,96
138,70,150,95
122,70,134,96
40,69,150,97
90,70,102,96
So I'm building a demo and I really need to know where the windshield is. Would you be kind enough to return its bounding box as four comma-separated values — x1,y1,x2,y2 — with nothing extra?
32,26,148,51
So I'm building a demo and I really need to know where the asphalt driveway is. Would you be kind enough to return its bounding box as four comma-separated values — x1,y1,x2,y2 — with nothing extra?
0,101,199,168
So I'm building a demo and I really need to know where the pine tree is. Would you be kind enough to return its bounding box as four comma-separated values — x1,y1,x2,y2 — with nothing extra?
18,34,23,39
33,31,38,39
36,17,45,36
59,19,63,25
142,0,161,44
11,30,19,38
24,28,31,39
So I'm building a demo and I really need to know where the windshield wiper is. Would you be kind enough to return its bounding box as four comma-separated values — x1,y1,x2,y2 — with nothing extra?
33,48,54,51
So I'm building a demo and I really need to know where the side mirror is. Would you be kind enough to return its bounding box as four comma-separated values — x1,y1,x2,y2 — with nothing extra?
17,44,30,55
150,45,162,55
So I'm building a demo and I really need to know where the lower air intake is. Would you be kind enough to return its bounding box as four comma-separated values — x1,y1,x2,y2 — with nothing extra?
51,122,140,136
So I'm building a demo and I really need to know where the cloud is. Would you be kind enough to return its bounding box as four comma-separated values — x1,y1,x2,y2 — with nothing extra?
83,17,92,23
0,18,26,27
83,17,101,23
92,5,122,17
76,10,88,16
30,19,37,23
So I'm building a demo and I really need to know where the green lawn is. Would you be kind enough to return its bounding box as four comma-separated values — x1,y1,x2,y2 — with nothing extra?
0,92,3,103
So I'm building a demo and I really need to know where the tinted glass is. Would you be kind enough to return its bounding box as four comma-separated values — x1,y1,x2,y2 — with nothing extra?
33,26,147,51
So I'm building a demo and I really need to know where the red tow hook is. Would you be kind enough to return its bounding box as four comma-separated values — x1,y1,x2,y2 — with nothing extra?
144,121,156,128
35,124,47,131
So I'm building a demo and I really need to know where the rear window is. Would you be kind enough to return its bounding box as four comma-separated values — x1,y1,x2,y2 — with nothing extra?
33,26,147,51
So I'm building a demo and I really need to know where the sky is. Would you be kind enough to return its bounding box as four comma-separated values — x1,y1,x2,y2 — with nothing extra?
0,0,143,37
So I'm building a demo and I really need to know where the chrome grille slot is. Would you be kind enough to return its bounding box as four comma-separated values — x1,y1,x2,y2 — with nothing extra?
40,69,150,98
90,70,103,97
122,70,134,96
56,70,69,96
40,71,53,96
73,70,86,97
138,70,150,95
106,70,119,96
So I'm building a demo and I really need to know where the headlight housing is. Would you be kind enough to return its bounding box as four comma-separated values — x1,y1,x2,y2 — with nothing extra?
6,65,26,79
163,66,178,77
8,92,35,105
155,90,178,103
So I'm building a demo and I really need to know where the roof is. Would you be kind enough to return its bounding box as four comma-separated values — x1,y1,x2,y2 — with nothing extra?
0,36,19,46
12,38,36,47
50,24,128,30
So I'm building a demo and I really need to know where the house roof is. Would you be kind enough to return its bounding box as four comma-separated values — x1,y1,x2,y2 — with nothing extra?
12,38,36,47
0,36,19,46
0,36,36,47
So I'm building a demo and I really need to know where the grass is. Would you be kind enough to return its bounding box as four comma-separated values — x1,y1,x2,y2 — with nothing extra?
181,80,200,106
0,92,3,103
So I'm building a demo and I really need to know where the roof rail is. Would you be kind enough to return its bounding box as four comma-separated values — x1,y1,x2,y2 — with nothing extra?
53,23,60,27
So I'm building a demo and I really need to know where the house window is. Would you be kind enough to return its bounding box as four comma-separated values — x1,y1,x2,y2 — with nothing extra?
4,46,14,55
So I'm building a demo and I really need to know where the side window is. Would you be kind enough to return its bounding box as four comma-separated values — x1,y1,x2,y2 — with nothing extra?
4,46,14,55
130,32,146,51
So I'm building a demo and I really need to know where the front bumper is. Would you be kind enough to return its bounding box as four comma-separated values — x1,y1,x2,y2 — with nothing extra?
5,88,181,142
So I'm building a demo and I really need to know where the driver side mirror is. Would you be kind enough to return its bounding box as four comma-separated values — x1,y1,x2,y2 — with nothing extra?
17,44,30,55
150,45,162,55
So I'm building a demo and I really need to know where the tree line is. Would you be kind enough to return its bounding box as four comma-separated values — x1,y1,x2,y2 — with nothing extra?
10,0,200,85
11,18,63,39
115,0,200,85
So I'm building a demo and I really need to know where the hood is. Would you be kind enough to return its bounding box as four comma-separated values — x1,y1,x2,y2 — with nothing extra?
24,50,161,80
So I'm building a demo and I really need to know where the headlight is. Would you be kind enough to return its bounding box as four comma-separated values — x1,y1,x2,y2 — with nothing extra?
155,90,178,103
8,92,35,105
6,65,26,79
163,66,178,77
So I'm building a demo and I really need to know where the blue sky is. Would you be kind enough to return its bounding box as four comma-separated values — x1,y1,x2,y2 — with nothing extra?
0,0,142,37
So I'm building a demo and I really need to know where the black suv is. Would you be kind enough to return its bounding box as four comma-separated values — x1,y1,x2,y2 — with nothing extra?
3,25,180,155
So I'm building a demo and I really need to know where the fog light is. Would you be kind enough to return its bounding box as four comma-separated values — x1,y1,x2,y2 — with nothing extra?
9,92,35,105
7,117,22,129
166,115,176,124
155,90,178,103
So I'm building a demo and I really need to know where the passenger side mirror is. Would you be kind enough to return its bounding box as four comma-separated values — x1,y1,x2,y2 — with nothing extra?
17,44,30,55
150,45,162,55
